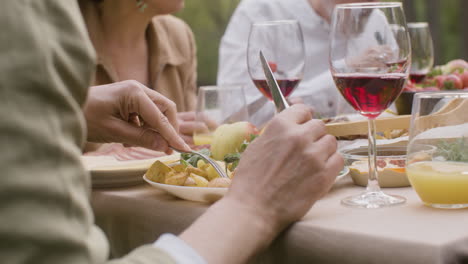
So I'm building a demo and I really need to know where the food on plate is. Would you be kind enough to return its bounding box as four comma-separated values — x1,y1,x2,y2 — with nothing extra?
404,59,468,91
342,146,409,187
146,121,260,188
146,158,233,188
210,121,259,160
378,129,408,140
349,158,409,187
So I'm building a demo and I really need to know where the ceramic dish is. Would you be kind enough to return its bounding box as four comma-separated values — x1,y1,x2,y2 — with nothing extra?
340,146,409,187
82,154,180,188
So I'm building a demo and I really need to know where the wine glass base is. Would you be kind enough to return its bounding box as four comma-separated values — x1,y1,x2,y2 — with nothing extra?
341,191,406,209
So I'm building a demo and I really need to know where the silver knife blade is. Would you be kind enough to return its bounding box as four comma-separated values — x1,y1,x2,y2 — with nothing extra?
259,51,290,112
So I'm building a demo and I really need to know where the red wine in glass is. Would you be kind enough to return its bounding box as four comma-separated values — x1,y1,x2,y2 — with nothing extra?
409,72,427,83
252,79,300,100
333,73,406,119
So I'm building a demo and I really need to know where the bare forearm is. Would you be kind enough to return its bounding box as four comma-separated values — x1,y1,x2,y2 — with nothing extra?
180,197,278,264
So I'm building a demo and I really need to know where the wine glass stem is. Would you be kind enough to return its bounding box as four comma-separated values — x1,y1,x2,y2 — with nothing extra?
366,118,381,193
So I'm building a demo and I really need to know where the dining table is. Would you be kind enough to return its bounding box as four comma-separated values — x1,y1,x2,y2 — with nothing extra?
91,175,468,264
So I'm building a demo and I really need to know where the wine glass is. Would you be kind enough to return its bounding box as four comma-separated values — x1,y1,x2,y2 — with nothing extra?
193,85,249,146
330,2,411,208
247,20,305,103
407,92,468,209
408,22,434,83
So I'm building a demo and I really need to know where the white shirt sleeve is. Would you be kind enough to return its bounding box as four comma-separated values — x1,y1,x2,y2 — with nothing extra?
153,233,207,264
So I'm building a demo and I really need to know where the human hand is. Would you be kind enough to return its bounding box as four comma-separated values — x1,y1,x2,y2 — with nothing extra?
84,80,190,154
287,96,315,114
180,104,343,263
227,104,343,231
347,45,397,69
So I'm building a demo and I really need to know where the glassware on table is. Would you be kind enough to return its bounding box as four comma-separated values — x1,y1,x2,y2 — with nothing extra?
193,85,249,146
329,2,411,208
406,92,468,209
247,20,305,102
407,22,434,83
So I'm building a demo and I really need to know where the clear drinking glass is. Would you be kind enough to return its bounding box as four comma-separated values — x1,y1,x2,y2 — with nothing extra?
406,92,468,209
408,22,434,83
247,20,305,101
193,85,249,146
330,2,411,208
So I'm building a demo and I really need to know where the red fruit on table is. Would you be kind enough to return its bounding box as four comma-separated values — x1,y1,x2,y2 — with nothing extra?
459,70,468,87
435,75,447,88
443,74,463,90
445,59,468,73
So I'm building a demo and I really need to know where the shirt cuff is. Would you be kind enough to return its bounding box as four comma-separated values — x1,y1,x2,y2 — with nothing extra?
153,233,207,264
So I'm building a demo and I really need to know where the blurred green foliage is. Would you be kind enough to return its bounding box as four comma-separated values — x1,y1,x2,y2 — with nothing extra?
398,0,465,65
176,0,241,86
178,0,466,86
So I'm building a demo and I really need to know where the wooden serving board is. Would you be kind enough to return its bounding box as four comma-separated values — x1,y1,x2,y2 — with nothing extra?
325,115,411,137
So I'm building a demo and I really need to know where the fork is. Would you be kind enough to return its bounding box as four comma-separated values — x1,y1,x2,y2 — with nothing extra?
170,147,228,178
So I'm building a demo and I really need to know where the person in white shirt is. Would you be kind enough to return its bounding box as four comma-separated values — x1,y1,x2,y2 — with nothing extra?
218,0,376,126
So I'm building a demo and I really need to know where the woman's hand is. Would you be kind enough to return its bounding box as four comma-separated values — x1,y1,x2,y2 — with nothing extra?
177,111,197,146
83,80,190,154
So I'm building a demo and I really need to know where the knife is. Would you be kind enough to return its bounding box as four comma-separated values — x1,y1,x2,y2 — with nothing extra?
259,51,290,112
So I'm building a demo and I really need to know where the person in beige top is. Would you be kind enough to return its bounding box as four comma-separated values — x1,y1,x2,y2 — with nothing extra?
80,0,199,157
0,0,342,263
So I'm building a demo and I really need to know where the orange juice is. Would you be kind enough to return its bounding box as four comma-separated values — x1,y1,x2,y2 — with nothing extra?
193,133,213,146
406,161,468,205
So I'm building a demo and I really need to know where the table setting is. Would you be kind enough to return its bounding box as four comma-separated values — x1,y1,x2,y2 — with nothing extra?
87,2,468,263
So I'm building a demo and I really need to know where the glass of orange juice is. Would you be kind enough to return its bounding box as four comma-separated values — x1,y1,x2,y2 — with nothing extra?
193,85,249,146
406,92,468,209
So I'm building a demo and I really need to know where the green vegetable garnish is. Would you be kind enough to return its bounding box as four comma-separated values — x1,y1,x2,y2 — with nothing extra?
223,153,241,171
180,148,211,167
435,137,468,162
427,66,443,78
224,134,259,171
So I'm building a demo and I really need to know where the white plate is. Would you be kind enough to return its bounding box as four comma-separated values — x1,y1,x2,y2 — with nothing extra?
143,175,227,203
82,154,180,188
336,166,350,182
143,166,349,202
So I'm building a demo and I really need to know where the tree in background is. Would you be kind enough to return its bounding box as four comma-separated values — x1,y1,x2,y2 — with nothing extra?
178,0,467,86
176,0,241,86
401,0,467,65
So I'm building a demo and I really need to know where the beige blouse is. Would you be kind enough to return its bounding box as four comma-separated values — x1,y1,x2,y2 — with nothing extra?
79,1,197,112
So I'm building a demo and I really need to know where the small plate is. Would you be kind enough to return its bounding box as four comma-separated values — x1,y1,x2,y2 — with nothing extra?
143,175,227,203
335,166,350,182
82,154,180,188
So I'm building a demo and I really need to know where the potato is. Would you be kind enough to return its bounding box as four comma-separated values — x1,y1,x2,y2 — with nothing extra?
186,167,208,178
206,161,228,181
197,159,208,170
208,177,231,188
183,177,197,187
165,172,189,186
190,173,209,187
205,165,220,181
146,161,172,183
172,164,186,173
